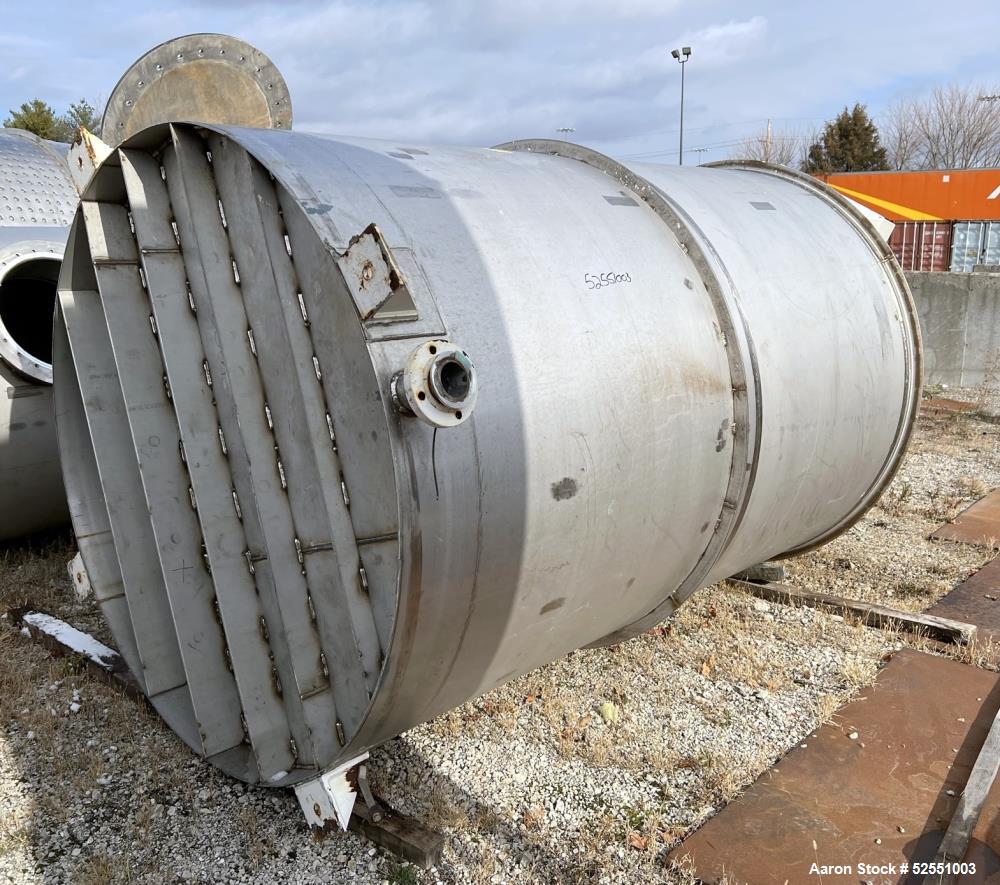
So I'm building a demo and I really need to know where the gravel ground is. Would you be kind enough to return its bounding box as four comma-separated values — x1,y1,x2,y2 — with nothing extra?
0,390,997,885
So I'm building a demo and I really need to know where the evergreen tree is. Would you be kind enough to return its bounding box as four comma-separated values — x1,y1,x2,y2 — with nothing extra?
803,104,889,173
3,99,64,141
62,99,101,138
4,98,102,142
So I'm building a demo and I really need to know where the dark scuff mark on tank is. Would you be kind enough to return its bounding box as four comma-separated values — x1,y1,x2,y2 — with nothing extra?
604,194,639,207
7,386,43,399
551,477,578,500
715,419,730,452
626,577,635,589
303,201,334,216
540,597,565,615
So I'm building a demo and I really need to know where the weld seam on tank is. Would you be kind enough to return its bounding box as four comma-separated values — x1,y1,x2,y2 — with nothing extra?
709,161,923,557
494,140,759,645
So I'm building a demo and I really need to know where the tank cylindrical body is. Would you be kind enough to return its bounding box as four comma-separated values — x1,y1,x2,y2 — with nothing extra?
54,124,920,784
0,130,76,540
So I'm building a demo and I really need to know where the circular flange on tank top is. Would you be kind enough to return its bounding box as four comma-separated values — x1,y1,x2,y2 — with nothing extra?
101,34,293,146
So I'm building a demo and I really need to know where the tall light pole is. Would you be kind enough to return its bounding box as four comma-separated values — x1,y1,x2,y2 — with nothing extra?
670,46,692,165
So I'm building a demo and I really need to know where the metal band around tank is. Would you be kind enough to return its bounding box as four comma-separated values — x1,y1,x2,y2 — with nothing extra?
493,140,758,644
707,160,923,557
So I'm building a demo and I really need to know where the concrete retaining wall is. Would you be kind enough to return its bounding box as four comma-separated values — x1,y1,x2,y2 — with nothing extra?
906,271,1000,388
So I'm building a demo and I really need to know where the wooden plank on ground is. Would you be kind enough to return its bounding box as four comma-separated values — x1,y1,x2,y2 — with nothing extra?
731,579,977,646
729,562,786,583
349,800,445,870
9,608,142,700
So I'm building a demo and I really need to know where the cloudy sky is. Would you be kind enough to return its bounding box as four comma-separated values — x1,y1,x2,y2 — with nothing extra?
1,0,997,163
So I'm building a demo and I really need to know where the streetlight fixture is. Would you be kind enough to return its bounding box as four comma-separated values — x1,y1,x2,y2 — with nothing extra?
670,46,692,165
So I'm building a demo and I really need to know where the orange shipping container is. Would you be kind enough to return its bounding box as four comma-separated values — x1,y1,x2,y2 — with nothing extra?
819,169,1000,222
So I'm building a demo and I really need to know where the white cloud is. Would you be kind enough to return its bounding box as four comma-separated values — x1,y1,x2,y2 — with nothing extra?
0,0,995,167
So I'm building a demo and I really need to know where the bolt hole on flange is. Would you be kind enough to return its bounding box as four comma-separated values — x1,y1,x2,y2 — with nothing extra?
393,340,478,428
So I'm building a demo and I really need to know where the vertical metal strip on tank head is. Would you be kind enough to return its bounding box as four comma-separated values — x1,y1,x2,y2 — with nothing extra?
62,208,191,701
206,134,384,687
115,148,307,778
133,143,326,772
70,196,249,759
493,140,757,644
51,285,146,689
166,125,371,742
273,188,401,656
152,138,334,773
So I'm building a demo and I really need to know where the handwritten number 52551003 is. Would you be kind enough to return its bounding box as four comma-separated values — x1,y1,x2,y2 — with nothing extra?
585,272,631,290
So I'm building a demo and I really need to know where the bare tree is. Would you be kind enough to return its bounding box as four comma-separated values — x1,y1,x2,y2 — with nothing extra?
879,98,923,170
915,84,1000,168
880,84,1000,170
730,121,802,167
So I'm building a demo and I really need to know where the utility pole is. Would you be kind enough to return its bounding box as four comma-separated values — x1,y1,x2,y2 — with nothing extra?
764,119,773,164
670,46,692,165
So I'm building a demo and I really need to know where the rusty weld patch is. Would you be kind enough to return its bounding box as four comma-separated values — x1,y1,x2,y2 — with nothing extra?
540,597,565,615
551,477,578,501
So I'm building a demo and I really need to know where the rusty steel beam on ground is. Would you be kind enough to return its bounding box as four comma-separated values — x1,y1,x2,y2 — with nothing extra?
927,558,1000,647
932,489,1000,548
669,649,1000,883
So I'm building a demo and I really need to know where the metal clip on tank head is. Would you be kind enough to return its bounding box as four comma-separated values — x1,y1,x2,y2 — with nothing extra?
392,340,478,428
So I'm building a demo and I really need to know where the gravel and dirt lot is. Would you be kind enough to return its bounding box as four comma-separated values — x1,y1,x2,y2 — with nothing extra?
0,389,997,884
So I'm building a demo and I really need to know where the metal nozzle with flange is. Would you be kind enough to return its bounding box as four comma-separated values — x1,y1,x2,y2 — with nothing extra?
392,340,478,428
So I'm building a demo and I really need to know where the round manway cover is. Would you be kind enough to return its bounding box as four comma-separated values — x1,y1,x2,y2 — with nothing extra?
101,33,292,145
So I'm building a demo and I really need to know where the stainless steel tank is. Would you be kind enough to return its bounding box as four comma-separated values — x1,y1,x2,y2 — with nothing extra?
53,124,920,784
0,130,77,540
